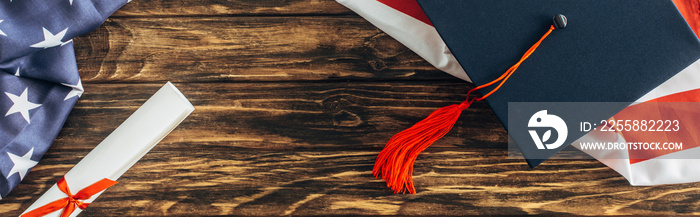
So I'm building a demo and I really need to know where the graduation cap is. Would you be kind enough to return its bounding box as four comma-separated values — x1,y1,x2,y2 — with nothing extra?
372,0,700,194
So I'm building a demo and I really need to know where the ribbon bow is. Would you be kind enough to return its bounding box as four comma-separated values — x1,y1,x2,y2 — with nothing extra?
22,177,118,217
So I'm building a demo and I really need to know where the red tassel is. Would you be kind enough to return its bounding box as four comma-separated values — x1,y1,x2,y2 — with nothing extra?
373,101,471,194
373,25,556,194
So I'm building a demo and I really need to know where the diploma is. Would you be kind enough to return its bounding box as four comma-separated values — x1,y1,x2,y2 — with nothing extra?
22,82,194,217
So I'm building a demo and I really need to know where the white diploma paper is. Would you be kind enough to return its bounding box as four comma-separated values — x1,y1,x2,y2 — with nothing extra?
22,82,194,217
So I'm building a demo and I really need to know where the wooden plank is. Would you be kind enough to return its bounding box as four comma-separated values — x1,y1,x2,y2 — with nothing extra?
5,149,700,216
48,82,500,151
2,83,699,215
114,0,352,17
74,17,455,83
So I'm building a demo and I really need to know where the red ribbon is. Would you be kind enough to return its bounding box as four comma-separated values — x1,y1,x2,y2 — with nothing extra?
22,177,117,217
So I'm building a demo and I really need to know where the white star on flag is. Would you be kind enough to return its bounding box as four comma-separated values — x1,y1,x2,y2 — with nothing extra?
30,27,71,49
0,20,6,36
5,88,42,123
0,0,130,199
63,79,84,100
7,148,38,180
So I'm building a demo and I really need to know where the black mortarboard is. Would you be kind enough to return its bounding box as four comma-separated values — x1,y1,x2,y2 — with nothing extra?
416,0,700,167
373,0,700,193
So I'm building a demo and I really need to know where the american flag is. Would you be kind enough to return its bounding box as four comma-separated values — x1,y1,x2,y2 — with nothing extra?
338,0,700,185
0,0,129,199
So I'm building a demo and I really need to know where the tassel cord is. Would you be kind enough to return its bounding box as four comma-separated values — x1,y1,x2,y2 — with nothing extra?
374,25,556,194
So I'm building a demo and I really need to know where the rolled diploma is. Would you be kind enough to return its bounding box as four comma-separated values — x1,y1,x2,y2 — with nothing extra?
22,82,195,217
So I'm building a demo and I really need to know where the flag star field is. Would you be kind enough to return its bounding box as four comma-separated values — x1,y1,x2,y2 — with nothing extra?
0,0,129,199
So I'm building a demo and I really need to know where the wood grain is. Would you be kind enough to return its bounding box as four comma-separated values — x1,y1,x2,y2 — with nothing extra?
17,149,696,216
113,0,352,17
74,17,452,83
51,82,502,151
8,147,700,216
3,83,700,216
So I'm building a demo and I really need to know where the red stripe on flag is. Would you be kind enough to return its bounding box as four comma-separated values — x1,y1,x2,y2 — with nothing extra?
614,88,700,164
377,0,433,26
647,88,700,103
673,0,700,38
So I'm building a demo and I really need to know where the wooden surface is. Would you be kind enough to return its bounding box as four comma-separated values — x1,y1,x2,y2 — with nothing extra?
2,0,700,216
